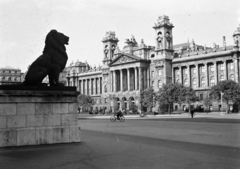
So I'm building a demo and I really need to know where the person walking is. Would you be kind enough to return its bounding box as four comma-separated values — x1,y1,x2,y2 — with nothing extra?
190,107,195,118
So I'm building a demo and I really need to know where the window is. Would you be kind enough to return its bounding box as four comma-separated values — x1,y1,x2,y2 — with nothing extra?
210,76,215,86
158,80,162,88
199,94,203,100
176,70,179,75
152,81,154,86
230,74,234,81
220,75,224,81
229,62,234,70
201,66,205,73
183,68,186,75
104,85,107,93
201,77,205,87
184,79,188,86
158,68,162,76
151,71,154,77
220,63,224,71
105,98,107,103
192,78,196,88
210,64,214,72
175,70,179,79
193,67,196,74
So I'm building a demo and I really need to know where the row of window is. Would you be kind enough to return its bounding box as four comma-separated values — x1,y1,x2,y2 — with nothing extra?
176,62,234,75
151,68,163,77
1,70,19,74
177,74,234,88
0,77,20,81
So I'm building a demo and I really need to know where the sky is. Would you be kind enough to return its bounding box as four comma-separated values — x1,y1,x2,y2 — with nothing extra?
0,0,240,72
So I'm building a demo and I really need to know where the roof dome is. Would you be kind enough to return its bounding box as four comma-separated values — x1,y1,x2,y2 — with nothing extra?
233,24,240,36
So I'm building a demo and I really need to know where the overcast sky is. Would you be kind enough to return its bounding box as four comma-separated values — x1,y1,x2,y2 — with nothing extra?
0,0,240,72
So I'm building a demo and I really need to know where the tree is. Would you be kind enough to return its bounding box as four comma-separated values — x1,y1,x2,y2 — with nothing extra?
77,94,95,113
209,80,240,113
140,87,156,113
202,97,212,112
183,87,198,113
156,83,182,114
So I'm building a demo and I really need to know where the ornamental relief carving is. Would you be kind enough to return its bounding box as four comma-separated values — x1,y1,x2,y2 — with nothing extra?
114,56,136,64
153,59,164,67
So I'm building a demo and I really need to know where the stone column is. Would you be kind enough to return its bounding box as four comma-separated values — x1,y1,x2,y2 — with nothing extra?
135,67,138,90
234,58,239,82
205,63,208,87
120,69,123,91
81,80,84,94
89,79,92,95
223,61,227,80
214,62,218,85
96,78,98,94
101,77,103,94
92,78,95,95
179,66,182,84
195,64,199,88
187,65,190,87
127,68,130,91
139,67,142,90
113,70,116,92
86,79,89,95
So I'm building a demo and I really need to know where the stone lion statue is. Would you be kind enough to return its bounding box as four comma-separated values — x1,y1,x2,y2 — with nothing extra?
24,30,69,86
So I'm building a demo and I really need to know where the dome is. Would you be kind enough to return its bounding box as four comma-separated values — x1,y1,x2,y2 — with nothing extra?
233,24,240,36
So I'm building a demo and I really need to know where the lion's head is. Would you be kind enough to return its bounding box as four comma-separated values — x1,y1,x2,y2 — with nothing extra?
43,30,69,54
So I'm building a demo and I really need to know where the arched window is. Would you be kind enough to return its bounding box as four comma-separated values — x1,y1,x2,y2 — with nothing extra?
230,74,234,81
192,78,196,88
201,77,205,87
220,75,224,81
210,76,215,86
158,68,162,76
158,80,162,88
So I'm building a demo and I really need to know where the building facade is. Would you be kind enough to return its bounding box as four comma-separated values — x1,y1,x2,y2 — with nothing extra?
0,66,23,85
67,15,240,113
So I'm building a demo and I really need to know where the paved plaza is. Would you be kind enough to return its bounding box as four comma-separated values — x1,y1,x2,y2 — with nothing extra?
0,112,239,169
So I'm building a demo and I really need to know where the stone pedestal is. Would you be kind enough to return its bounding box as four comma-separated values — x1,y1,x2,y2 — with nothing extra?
0,85,80,147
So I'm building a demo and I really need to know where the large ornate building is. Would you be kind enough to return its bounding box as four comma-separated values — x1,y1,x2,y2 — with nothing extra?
0,66,24,85
67,15,240,113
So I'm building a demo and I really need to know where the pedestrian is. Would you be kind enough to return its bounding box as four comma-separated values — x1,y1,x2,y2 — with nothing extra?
190,107,195,118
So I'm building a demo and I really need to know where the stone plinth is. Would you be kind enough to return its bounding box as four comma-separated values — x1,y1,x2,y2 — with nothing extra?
0,85,80,147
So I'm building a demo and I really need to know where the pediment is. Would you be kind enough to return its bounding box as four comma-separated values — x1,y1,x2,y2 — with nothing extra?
110,54,139,66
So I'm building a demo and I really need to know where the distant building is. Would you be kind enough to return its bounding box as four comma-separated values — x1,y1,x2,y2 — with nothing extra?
66,15,240,113
0,66,23,85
